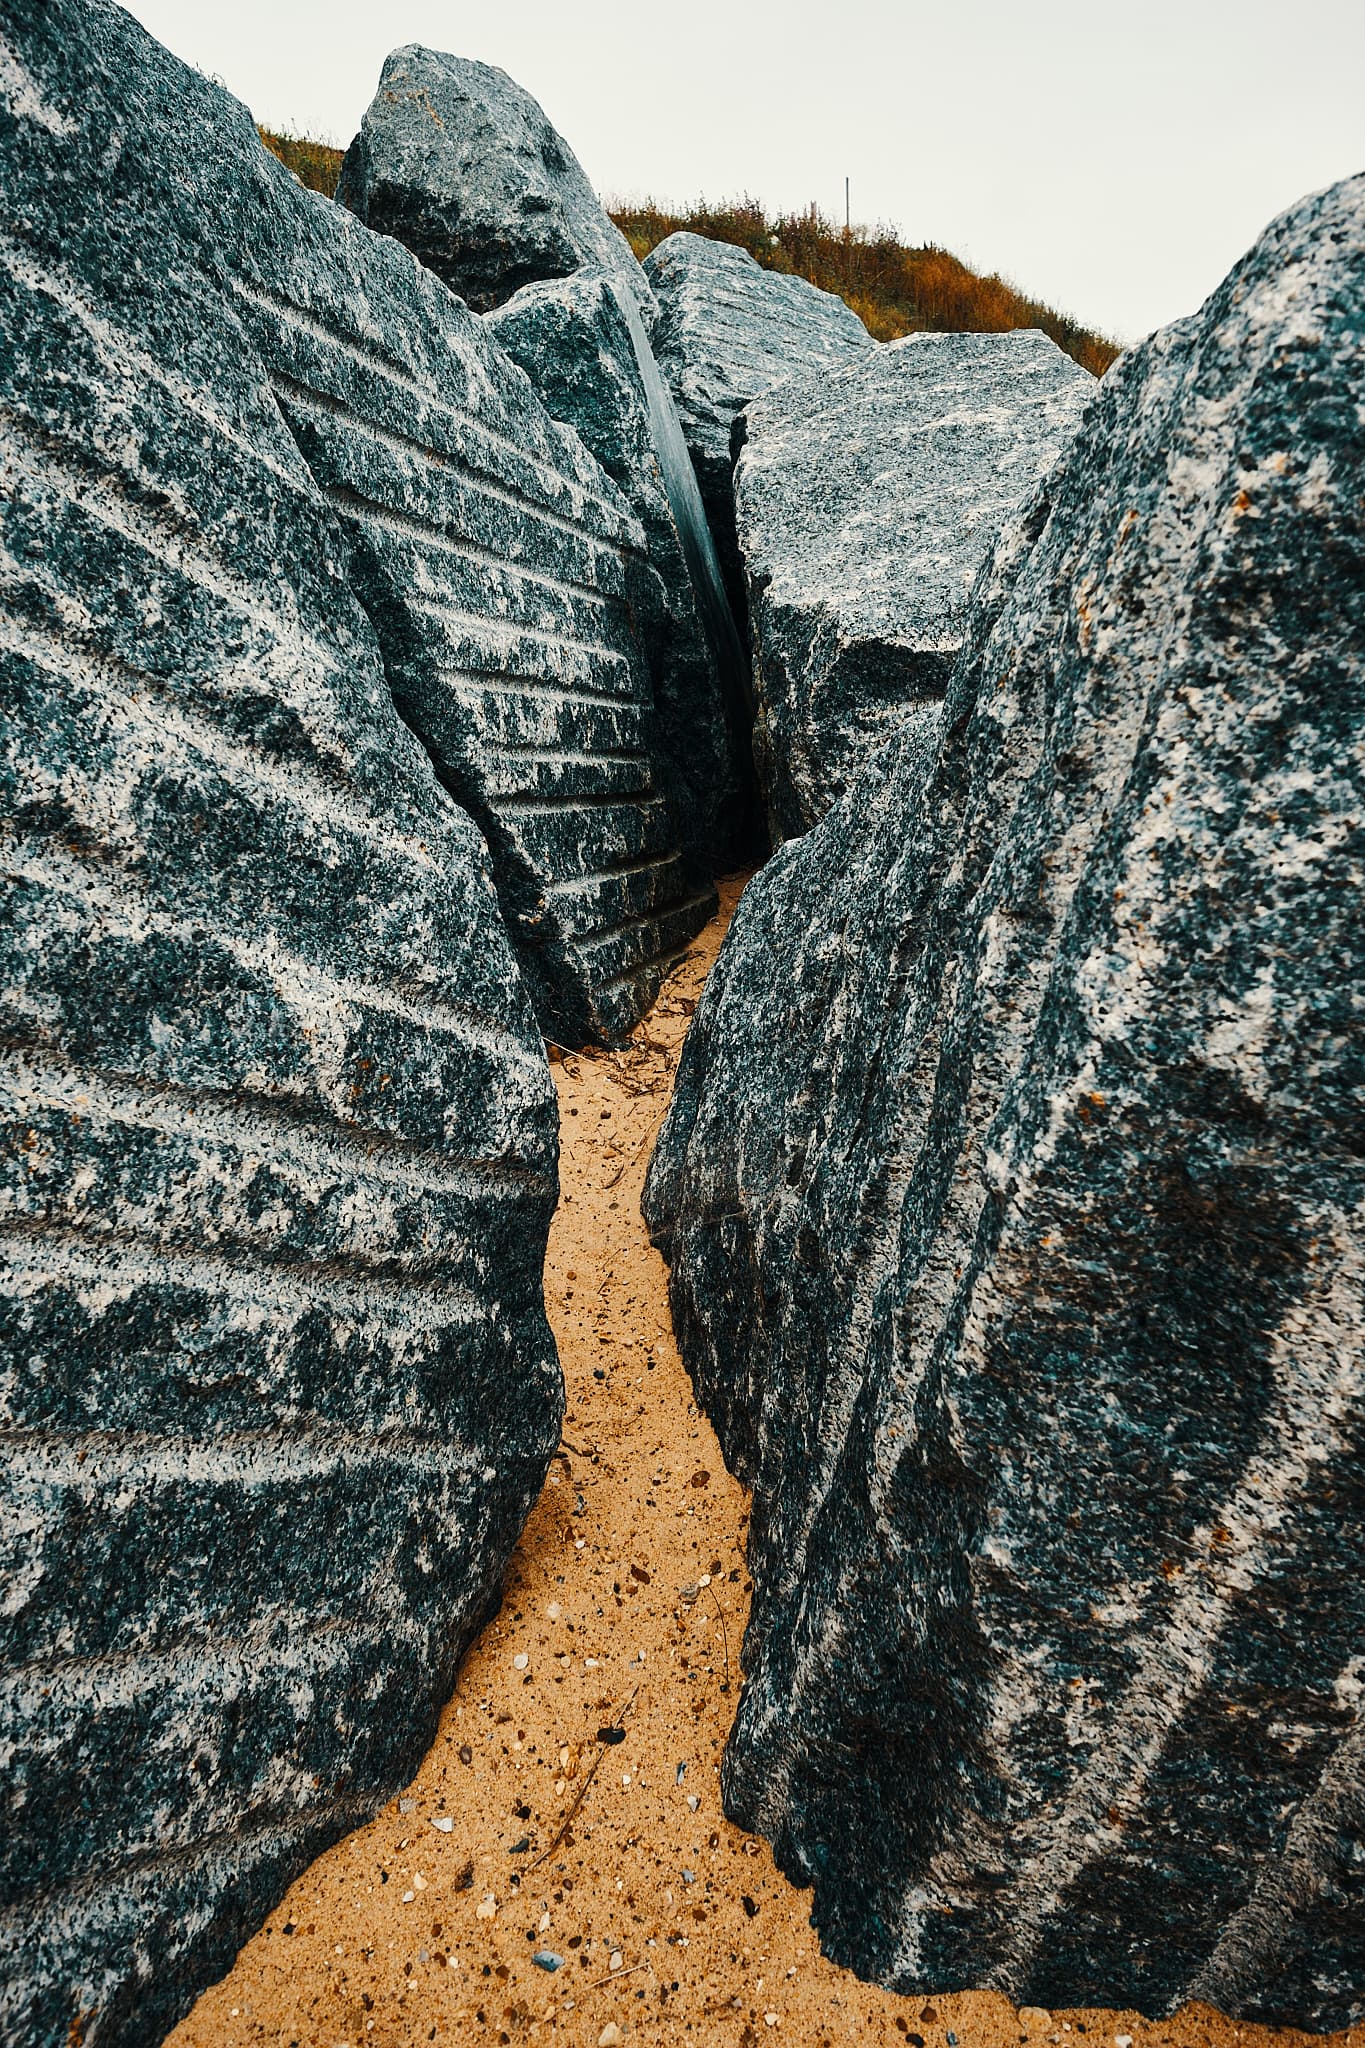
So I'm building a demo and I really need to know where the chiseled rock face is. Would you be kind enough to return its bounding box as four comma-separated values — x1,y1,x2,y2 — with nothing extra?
643,232,873,622
244,154,710,1053
736,331,1094,840
337,45,649,318
488,273,758,869
0,4,565,2042
344,49,757,872
645,176,1365,2029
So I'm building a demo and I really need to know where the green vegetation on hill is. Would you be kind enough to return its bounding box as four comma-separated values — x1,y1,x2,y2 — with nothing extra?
259,130,1118,375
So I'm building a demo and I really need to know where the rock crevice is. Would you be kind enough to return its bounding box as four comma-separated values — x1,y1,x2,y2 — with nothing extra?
645,173,1365,2032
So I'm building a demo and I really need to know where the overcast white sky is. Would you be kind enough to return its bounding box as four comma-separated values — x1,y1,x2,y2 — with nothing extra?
126,0,1363,344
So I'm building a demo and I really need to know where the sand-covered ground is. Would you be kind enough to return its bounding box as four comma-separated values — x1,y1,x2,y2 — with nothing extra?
168,878,1353,2048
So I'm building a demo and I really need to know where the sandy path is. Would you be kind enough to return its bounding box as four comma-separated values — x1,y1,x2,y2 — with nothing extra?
168,878,1349,2048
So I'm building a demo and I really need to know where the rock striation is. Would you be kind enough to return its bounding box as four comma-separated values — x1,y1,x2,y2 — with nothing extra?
344,48,758,870
643,232,874,623
249,113,712,1049
735,331,1094,840
645,177,1365,2029
257,289,713,1047
488,273,756,868
337,45,649,317
0,0,603,2038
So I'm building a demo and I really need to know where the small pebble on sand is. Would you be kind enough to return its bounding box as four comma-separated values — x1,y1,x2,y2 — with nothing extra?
512,1653,529,1671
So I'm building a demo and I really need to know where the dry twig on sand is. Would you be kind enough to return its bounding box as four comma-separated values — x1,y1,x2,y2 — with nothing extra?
526,1685,641,1873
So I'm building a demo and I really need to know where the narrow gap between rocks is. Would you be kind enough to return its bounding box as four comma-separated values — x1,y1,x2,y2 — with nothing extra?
166,884,1304,2048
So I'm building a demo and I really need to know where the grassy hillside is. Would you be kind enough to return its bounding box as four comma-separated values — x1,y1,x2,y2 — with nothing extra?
614,199,1118,374
260,130,1118,375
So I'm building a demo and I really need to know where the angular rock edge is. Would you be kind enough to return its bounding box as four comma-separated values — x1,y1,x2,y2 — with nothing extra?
344,47,757,872
645,175,1365,2030
488,271,757,871
734,330,1095,841
1,3,564,2042
643,231,874,633
337,44,653,319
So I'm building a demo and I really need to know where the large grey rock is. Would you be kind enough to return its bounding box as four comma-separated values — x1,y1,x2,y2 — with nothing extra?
643,232,874,623
735,331,1095,840
337,45,649,317
247,150,712,1051
0,3,570,2040
645,175,1365,2029
342,49,759,869
488,272,758,867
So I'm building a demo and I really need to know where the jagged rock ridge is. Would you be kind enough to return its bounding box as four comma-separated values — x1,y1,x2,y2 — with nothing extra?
645,175,1365,2030
337,45,650,317
644,231,874,626
239,206,713,1045
736,330,1095,839
343,48,757,871
0,2,579,2040
488,275,756,867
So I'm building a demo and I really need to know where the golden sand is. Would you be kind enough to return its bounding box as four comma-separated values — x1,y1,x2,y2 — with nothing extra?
168,878,1351,2048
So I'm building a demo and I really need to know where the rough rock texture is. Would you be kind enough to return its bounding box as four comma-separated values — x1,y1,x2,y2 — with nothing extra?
343,48,758,868
487,272,757,867
645,177,1365,2029
337,45,649,317
643,232,874,623
736,332,1094,840
0,4,571,2041
254,291,713,1048
241,154,709,1049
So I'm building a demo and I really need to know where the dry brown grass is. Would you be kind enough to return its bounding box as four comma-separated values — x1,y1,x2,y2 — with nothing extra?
613,196,1118,374
259,127,343,195
257,132,1117,374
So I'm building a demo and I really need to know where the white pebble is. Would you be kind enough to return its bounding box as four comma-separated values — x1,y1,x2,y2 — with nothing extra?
512,1652,529,1671
585,1657,601,1670
609,1950,623,1971
476,1894,498,1920
765,2016,781,2029
598,2027,622,2047
431,1816,454,1833
1115,2037,1133,2047
412,1873,427,1891
546,1602,562,1621
401,1890,414,1903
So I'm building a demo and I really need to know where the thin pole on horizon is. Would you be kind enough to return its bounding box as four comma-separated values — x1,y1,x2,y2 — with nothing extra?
845,176,850,233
